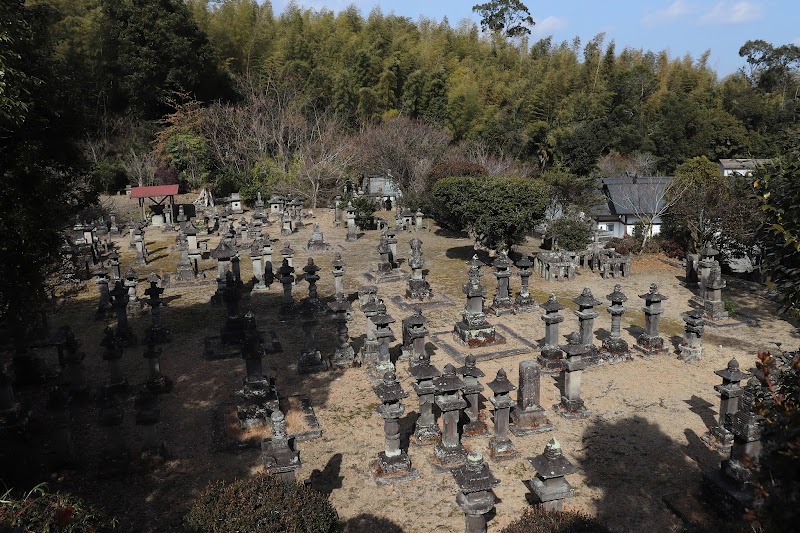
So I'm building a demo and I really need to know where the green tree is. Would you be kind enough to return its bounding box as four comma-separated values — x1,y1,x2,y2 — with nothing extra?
472,0,534,38
431,176,549,250
99,0,223,117
663,156,761,256
754,145,800,313
0,0,95,348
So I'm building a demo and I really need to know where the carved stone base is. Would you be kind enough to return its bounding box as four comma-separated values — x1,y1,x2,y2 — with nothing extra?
330,346,356,369
462,418,489,438
510,407,555,436
635,335,667,357
700,425,734,455
411,424,441,446
453,321,498,348
489,437,518,461
371,452,419,485
299,350,327,374
704,300,728,321
431,442,467,471
600,337,633,364
488,298,515,316
538,346,565,372
514,295,537,313
701,470,755,519
145,375,173,394
553,397,590,419
678,344,704,363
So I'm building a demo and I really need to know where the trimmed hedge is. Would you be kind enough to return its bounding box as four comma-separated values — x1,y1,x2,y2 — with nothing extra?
501,508,610,533
185,474,338,533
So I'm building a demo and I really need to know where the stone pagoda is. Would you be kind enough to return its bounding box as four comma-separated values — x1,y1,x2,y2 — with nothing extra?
572,288,601,362
702,358,749,454
458,355,487,437
454,256,497,347
327,294,355,369
262,410,301,482
678,310,705,362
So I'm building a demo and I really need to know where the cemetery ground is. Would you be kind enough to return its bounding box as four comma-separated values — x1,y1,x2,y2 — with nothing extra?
5,196,799,533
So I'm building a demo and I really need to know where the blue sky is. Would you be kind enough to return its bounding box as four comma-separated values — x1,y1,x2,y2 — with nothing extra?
269,0,800,77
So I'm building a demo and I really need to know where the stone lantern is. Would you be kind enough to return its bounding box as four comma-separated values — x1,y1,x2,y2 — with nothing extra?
328,294,355,368
514,256,536,312
298,300,325,374
635,283,668,357
278,259,296,318
600,284,631,363
432,364,467,469
453,451,500,533
528,438,577,511
345,201,357,241
371,308,396,377
487,369,517,460
371,371,418,483
409,356,441,445
250,238,267,292
488,251,514,316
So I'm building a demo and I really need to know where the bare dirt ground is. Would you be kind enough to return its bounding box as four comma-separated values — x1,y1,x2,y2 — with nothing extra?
11,196,800,533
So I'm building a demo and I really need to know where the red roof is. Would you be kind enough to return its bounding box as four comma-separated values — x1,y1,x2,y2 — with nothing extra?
130,184,179,199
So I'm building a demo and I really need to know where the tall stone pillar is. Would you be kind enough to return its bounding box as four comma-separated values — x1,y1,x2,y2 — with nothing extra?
298,300,325,373
510,360,553,435
328,294,355,368
250,239,267,291
409,357,441,445
278,259,295,318
332,253,345,297
514,256,536,312
346,201,357,241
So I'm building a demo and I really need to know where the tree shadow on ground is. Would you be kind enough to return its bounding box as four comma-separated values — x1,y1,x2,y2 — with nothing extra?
579,415,719,532
308,453,343,496
342,513,405,532
434,228,469,239
445,245,490,262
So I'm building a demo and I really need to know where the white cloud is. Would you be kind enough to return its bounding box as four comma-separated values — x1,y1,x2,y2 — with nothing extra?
700,1,764,24
641,1,696,27
531,16,567,37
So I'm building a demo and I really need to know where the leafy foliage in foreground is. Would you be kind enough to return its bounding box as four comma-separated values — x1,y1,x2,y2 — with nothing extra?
0,484,116,532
